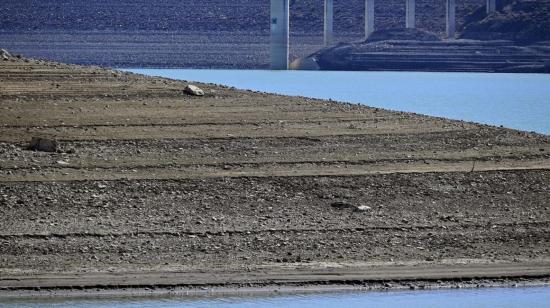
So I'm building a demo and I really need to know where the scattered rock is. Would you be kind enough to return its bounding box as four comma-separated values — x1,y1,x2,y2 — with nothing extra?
0,49,11,57
56,160,69,165
29,137,57,152
354,205,372,212
184,85,205,96
330,201,355,209
0,49,10,61
331,201,371,212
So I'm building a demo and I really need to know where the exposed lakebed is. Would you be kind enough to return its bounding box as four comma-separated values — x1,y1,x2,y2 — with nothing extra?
127,69,550,135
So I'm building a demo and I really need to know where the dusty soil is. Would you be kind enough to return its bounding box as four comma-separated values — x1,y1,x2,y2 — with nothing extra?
0,54,550,292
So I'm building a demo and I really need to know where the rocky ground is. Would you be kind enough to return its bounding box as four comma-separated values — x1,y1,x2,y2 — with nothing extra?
0,52,549,292
462,0,550,43
0,0,485,35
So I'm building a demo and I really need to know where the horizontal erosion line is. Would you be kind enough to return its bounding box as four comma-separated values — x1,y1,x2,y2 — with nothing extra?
0,118,395,129
2,221,548,240
0,91,188,97
0,129,474,142
3,164,550,184
0,134,469,145
3,154,548,172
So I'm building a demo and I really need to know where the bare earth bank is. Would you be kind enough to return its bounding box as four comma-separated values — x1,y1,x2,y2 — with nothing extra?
0,53,549,296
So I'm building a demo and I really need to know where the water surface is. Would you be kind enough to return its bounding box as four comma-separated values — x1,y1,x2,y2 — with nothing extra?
127,69,550,135
3,286,550,307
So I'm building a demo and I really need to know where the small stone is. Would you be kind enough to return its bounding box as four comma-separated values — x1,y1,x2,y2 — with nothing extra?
354,205,372,212
56,160,69,165
29,137,57,152
184,85,205,96
330,201,354,209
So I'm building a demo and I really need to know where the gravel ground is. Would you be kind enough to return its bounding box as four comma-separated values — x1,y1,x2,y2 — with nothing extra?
0,54,549,290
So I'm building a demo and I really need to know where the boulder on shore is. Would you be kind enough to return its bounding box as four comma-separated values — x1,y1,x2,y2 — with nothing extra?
29,137,57,152
1,49,11,61
184,84,205,96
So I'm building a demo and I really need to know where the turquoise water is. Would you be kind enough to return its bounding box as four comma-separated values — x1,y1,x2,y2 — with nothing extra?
3,286,550,307
127,69,550,135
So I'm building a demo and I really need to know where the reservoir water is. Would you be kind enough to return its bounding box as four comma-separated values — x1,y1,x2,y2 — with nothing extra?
127,70,550,135
3,286,550,307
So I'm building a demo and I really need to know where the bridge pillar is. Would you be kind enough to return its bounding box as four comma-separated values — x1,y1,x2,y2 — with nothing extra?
365,0,375,38
405,0,415,29
486,0,496,14
324,0,334,46
270,0,289,70
446,0,456,38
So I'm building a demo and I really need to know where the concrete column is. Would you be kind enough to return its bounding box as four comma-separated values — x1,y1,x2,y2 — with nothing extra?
405,0,415,29
270,0,290,70
446,0,456,38
324,0,334,46
365,0,375,38
486,0,496,14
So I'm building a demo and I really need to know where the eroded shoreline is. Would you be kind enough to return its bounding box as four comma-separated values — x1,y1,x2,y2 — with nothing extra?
0,53,549,296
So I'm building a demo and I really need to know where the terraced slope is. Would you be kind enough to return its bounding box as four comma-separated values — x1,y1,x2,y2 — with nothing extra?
1,55,550,291
315,39,550,72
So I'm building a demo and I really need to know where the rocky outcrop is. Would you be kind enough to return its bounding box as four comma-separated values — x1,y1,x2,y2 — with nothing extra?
310,39,550,72
296,1,550,72
461,0,550,44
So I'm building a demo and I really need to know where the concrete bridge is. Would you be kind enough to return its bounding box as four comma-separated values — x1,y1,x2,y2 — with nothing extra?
271,0,499,69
